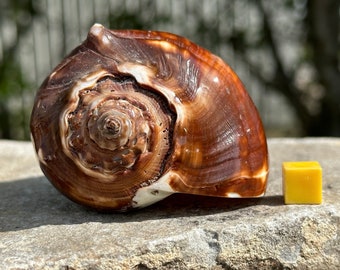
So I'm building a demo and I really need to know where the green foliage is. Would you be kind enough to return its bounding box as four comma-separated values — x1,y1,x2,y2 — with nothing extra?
1,0,340,139
0,0,41,139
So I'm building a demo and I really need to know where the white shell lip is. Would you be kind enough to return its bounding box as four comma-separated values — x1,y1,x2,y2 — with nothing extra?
132,172,176,209
225,192,242,198
132,169,267,209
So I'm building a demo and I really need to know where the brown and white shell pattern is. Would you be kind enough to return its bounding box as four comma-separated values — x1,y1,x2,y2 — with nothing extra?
30,23,269,211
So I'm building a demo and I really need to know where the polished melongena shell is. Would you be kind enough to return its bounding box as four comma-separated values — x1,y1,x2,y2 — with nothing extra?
30,24,269,211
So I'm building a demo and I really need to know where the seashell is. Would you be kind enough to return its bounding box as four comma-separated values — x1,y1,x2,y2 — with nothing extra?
30,23,269,211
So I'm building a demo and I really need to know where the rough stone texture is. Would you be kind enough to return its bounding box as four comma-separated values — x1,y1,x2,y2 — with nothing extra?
0,138,339,270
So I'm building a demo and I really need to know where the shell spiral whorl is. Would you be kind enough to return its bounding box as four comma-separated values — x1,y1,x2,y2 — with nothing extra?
60,72,174,180
30,24,269,211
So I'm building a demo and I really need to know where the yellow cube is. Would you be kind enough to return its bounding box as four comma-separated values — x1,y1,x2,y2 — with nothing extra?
282,161,322,204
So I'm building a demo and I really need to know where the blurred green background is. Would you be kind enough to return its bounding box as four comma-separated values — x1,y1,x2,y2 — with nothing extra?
0,0,339,140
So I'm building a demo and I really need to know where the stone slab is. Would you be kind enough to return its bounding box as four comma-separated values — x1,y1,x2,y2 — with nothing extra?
0,138,339,269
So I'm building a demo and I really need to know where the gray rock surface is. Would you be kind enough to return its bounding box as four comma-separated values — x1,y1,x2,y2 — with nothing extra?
0,138,339,269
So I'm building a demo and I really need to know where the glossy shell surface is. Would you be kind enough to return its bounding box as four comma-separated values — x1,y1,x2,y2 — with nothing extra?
30,23,269,211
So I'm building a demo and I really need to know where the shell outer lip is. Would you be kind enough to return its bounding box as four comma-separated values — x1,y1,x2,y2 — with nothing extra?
132,168,268,209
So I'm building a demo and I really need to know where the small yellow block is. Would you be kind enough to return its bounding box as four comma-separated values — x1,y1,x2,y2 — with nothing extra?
282,161,322,204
